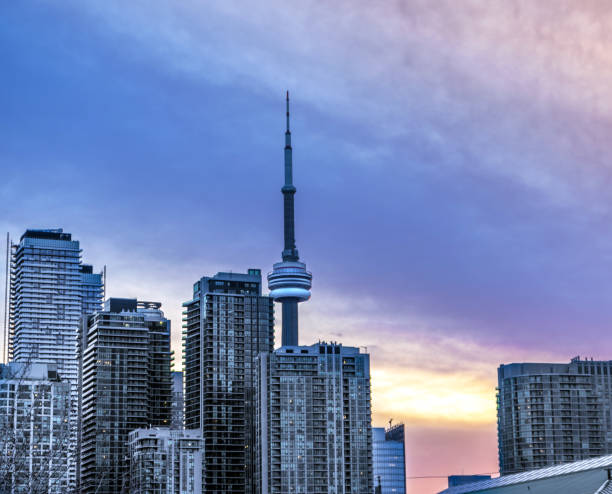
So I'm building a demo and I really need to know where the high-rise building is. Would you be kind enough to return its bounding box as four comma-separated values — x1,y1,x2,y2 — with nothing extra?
497,357,612,475
78,298,172,494
182,270,274,493
128,428,204,494
257,342,373,494
267,92,312,347
8,229,103,387
373,423,406,494
0,362,71,494
8,229,103,489
171,370,184,429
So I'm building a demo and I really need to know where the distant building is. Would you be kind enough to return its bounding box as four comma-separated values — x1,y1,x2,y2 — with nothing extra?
497,358,612,475
373,423,406,493
0,362,71,494
128,428,204,494
438,454,612,494
182,270,274,493
171,371,184,429
78,298,172,494
448,475,491,487
256,342,373,494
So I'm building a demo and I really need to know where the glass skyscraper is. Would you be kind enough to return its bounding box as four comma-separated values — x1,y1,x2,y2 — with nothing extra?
182,270,274,494
78,298,172,494
373,423,406,494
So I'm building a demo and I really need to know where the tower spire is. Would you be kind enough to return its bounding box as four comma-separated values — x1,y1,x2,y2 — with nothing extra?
282,91,297,261
268,92,312,347
286,90,290,133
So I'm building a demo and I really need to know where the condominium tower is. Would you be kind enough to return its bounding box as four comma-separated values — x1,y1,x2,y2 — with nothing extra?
373,423,407,494
9,229,103,386
497,358,612,475
78,298,172,494
182,270,274,493
257,342,373,494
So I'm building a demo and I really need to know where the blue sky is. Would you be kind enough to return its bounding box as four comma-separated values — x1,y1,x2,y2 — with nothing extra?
3,1,612,491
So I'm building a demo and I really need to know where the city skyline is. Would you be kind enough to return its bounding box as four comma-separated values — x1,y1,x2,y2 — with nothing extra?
3,2,612,493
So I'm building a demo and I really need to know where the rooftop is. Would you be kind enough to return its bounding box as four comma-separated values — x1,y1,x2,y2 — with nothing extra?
439,455,612,494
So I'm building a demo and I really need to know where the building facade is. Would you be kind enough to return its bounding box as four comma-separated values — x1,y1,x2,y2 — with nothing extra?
373,423,406,494
128,428,204,494
0,362,71,494
171,370,184,429
182,270,274,494
78,298,172,494
257,342,373,494
497,358,612,475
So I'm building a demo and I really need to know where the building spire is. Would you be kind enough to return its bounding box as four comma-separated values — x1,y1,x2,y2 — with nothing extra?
282,91,297,261
286,90,290,133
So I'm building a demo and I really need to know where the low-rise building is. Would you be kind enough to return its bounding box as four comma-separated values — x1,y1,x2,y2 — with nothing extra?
438,454,612,494
0,362,71,494
128,428,204,494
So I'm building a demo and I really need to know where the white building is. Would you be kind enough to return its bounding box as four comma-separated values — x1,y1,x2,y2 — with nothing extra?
257,342,373,494
8,229,103,488
438,455,612,494
0,362,71,494
9,229,103,388
128,428,204,494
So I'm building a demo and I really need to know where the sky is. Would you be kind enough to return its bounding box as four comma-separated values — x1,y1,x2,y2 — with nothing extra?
2,1,612,492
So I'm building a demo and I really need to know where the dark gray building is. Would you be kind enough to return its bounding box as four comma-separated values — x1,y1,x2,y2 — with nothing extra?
78,298,172,494
257,342,373,494
171,370,184,429
182,270,274,494
373,423,406,494
497,357,612,475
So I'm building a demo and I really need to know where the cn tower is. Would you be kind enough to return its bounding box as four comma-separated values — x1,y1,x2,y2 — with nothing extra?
268,92,312,347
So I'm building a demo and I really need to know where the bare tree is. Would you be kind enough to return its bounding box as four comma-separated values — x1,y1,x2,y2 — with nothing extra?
0,360,74,494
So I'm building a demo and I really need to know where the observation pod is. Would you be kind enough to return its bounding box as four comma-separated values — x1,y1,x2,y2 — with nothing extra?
267,261,312,302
